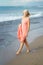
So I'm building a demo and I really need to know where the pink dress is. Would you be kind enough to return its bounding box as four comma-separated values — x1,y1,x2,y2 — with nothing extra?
17,18,29,42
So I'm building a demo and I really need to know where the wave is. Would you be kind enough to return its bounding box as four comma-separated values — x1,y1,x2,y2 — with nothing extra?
0,12,42,22
30,12,42,18
0,16,22,22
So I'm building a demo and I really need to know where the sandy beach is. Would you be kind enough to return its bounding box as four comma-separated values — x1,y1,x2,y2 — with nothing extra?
5,35,43,65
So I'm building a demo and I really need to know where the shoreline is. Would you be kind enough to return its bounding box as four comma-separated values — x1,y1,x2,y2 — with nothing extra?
5,35,43,65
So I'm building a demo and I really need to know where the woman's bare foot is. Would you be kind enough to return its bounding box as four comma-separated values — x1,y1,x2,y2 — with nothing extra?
16,51,21,55
16,52,20,55
26,50,30,53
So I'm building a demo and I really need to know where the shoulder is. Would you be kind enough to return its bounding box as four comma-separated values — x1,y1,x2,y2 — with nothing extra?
27,17,30,23
25,17,29,22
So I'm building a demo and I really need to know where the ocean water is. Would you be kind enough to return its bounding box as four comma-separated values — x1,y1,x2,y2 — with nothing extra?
0,6,43,22
0,5,43,65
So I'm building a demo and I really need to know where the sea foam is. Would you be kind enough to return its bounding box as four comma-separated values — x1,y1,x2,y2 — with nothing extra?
0,12,42,22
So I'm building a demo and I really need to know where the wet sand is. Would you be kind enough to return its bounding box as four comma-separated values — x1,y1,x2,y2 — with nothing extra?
5,35,43,65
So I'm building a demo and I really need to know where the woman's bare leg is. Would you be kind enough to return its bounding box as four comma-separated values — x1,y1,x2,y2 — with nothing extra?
16,42,24,55
24,39,30,53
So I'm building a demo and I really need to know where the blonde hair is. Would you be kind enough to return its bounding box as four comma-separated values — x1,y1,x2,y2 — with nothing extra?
23,9,30,17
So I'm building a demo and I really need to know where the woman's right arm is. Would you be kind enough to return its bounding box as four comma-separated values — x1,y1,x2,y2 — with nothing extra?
28,18,30,32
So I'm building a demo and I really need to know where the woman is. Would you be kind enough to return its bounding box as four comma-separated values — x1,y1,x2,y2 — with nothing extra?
16,10,30,55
